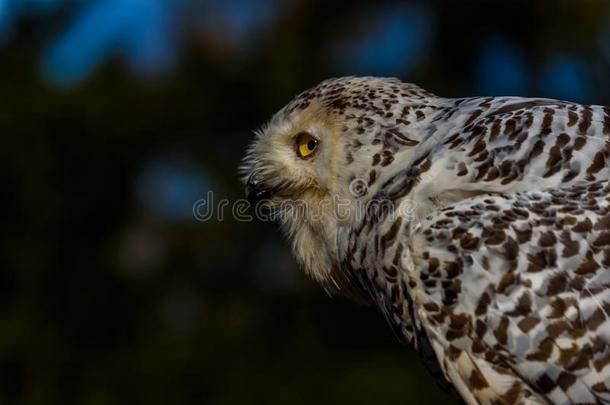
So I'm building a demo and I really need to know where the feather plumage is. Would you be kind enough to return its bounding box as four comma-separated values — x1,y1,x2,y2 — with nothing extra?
243,77,610,404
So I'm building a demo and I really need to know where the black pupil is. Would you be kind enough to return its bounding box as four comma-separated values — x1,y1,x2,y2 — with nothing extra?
307,140,317,150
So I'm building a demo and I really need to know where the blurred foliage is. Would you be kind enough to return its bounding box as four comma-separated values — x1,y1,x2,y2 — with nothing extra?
2,0,610,404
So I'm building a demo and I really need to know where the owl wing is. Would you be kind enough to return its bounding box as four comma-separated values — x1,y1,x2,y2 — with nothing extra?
343,97,610,403
406,180,610,404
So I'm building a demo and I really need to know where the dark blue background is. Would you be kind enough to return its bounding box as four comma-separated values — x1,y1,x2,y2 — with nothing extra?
2,1,610,404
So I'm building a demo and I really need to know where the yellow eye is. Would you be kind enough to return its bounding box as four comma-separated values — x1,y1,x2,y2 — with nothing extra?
295,132,319,159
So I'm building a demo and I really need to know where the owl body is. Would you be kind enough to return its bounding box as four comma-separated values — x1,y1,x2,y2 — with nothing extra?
243,77,610,404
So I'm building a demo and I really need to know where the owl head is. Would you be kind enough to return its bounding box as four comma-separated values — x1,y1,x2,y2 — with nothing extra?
241,76,437,297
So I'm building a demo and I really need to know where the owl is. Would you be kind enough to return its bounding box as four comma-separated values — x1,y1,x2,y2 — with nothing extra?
241,76,610,404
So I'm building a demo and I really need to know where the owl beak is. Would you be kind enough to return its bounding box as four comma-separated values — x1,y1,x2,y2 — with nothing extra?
246,174,274,204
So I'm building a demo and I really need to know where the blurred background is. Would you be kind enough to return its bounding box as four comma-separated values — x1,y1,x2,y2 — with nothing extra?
2,0,610,404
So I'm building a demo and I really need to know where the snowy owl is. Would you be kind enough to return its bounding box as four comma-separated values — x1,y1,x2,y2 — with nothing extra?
241,77,610,404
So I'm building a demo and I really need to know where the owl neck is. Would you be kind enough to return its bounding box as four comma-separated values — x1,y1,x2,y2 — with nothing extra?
283,197,342,291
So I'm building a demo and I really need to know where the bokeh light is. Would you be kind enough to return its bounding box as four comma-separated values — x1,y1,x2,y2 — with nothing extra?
476,37,527,96
333,3,433,77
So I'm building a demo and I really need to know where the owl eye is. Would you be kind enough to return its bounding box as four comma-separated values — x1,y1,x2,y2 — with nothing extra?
295,132,319,159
